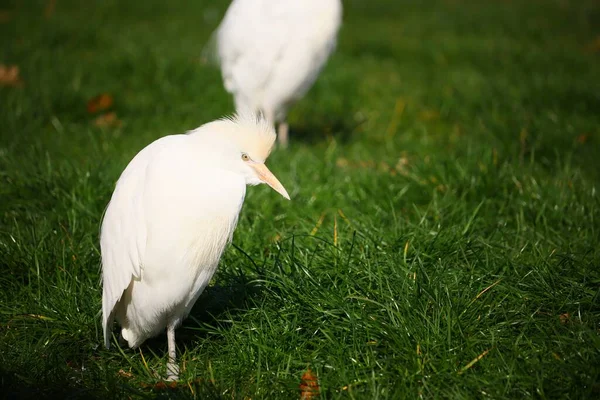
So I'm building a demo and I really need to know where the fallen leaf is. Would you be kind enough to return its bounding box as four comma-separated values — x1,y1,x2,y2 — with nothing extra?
118,369,133,379
585,36,600,53
141,381,178,390
0,64,23,87
395,157,410,176
94,112,121,128
576,134,589,144
87,93,114,114
45,0,56,19
299,368,319,399
0,10,12,23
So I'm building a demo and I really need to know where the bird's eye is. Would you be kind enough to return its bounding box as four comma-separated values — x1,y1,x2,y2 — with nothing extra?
241,153,250,161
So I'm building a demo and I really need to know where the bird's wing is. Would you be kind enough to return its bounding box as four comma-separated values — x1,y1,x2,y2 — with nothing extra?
100,143,156,348
215,0,295,105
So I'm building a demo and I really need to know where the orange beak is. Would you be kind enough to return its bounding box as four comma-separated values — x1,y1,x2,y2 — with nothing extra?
250,163,290,200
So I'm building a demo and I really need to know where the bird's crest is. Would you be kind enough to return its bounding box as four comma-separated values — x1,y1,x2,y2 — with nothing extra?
189,113,276,162
220,113,276,161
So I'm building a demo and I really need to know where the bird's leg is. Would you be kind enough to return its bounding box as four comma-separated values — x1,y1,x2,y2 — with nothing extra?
277,121,289,148
262,108,288,147
166,323,179,381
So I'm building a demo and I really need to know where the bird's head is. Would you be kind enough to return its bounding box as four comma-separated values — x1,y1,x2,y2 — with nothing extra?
190,114,290,200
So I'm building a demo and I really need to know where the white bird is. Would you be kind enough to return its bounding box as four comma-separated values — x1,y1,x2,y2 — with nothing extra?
214,0,343,147
101,114,289,381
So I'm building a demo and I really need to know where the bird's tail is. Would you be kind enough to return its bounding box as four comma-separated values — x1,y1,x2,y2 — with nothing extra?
102,308,115,349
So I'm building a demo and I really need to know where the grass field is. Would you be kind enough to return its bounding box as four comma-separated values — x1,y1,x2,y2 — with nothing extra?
1,0,599,398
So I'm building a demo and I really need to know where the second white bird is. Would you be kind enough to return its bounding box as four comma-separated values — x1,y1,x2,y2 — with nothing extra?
215,0,343,147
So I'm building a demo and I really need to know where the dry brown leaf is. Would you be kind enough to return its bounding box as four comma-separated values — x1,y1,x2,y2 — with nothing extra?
395,157,409,176
576,134,589,144
45,0,56,19
94,112,121,128
0,10,12,23
141,381,178,390
0,64,23,87
585,36,600,53
87,93,114,114
118,369,133,379
299,368,319,399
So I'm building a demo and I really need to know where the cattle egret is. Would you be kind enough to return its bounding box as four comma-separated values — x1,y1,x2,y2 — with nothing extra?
214,0,343,147
101,114,289,381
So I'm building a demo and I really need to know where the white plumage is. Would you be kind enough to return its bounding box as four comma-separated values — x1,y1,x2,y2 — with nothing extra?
101,115,289,381
214,0,343,147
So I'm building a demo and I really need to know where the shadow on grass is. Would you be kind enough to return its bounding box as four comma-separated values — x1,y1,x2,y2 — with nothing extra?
0,368,107,400
136,268,264,358
286,61,363,146
0,269,266,399
288,114,366,146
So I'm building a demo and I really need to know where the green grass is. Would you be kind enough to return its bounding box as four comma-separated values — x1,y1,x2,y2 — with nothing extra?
1,0,599,398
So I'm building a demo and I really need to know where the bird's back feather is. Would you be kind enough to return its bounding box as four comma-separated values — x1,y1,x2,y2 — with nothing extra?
100,138,163,348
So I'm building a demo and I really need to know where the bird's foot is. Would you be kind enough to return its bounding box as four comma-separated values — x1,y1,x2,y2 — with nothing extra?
166,360,179,381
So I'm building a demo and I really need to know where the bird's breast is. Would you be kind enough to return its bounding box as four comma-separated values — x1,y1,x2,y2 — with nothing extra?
139,155,246,295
